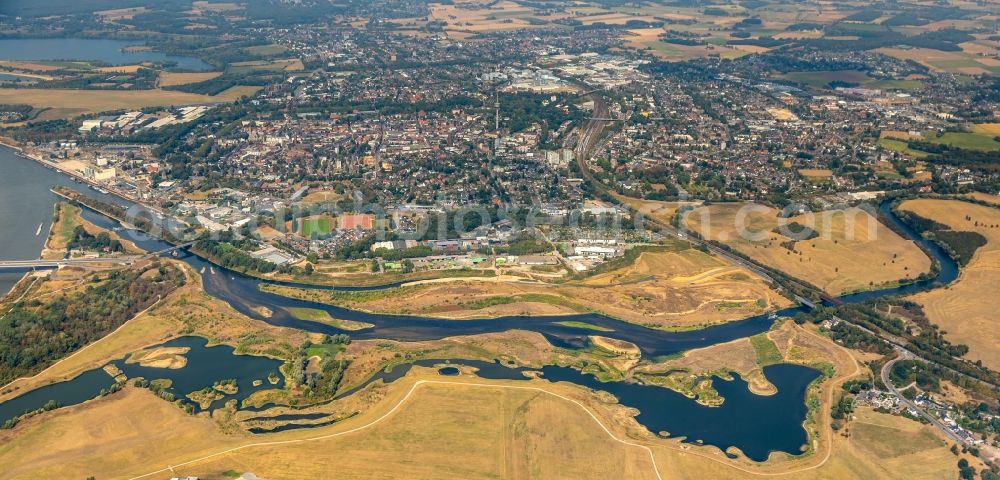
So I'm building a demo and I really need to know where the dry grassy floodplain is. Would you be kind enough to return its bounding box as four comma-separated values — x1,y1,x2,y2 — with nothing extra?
264,247,791,330
0,323,958,480
684,204,932,294
0,254,956,479
617,197,702,226
0,87,260,120
900,199,1000,370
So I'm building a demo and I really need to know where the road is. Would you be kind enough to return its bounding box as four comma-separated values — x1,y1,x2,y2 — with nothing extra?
569,87,780,286
0,241,194,270
568,82,1000,400
0,257,140,269
880,352,970,447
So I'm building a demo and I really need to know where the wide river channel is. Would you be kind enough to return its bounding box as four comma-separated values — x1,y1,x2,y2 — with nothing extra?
0,145,959,461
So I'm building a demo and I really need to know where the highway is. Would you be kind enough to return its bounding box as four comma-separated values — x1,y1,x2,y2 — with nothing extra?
0,257,140,269
0,241,195,270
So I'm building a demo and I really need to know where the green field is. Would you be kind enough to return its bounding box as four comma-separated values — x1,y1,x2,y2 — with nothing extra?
935,132,1000,152
299,216,332,237
750,333,783,366
778,70,923,91
644,41,684,57
779,69,871,88
244,44,289,56
288,307,334,322
869,79,924,90
879,138,930,158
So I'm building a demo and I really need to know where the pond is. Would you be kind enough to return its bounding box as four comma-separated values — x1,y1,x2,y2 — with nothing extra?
0,336,283,426
0,38,213,71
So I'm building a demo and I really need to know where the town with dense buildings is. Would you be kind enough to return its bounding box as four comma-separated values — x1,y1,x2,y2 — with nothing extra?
1,0,1000,478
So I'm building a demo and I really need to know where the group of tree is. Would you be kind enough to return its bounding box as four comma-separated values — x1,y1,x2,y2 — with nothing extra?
67,226,124,253
0,264,184,386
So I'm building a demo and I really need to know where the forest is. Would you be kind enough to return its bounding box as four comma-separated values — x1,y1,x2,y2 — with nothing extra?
0,263,185,385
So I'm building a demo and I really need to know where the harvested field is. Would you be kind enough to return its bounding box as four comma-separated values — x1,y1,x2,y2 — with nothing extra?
684,203,931,294
877,47,999,75
94,64,144,73
798,169,833,178
0,87,260,120
900,199,1000,370
228,58,305,73
159,71,223,87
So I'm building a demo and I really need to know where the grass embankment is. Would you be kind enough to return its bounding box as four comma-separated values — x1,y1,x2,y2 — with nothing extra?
273,267,497,288
43,201,143,258
556,321,614,332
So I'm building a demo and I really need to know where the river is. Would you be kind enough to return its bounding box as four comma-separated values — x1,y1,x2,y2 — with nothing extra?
0,145,960,461
0,146,127,296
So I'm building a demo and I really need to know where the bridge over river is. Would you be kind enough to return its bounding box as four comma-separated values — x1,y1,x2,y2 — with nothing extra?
0,241,196,270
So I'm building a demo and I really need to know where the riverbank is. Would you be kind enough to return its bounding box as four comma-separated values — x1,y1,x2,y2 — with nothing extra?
0,137,166,216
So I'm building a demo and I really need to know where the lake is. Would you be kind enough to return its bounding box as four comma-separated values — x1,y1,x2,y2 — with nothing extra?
0,38,212,71
0,73,33,83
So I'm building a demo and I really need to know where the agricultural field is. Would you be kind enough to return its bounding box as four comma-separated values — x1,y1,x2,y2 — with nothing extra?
775,70,924,91
684,204,932,294
877,47,1000,76
878,137,930,159
228,58,305,74
798,169,833,181
901,199,1000,370
159,71,223,87
263,246,791,330
0,87,260,120
933,132,1000,152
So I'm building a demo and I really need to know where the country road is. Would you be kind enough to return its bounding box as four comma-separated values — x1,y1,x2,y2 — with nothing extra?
880,352,973,449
